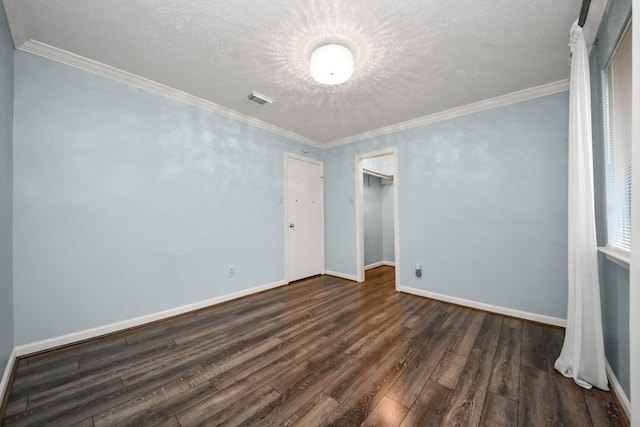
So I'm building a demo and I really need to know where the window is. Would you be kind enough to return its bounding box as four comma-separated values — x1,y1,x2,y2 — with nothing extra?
604,22,632,254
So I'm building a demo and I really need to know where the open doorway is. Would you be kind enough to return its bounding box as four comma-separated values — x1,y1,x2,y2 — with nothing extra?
355,148,399,286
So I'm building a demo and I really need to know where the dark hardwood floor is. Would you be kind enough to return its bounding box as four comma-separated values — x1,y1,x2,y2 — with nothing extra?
1,266,628,426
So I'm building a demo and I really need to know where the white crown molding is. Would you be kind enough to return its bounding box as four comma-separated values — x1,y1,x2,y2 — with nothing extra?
14,279,287,357
0,348,17,409
605,359,631,419
16,40,569,151
323,79,570,148
16,40,323,149
398,285,567,327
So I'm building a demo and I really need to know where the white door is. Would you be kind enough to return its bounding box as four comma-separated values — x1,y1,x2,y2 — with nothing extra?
286,155,324,282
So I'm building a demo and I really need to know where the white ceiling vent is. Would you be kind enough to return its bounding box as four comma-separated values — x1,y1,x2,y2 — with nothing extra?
247,91,274,106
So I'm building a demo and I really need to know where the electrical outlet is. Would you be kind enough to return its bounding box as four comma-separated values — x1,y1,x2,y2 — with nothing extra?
229,266,235,277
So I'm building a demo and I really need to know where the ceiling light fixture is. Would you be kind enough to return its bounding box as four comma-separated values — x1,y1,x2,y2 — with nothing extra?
309,44,354,85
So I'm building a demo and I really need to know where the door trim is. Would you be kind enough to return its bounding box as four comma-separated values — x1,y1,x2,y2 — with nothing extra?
284,153,325,283
355,148,400,287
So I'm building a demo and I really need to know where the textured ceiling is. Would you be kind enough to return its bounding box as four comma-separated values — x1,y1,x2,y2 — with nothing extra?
3,0,583,145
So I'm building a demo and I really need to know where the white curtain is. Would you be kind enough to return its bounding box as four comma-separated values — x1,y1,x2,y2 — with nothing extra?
554,21,609,390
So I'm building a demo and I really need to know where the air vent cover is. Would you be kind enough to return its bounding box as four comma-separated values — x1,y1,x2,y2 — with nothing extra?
247,91,274,106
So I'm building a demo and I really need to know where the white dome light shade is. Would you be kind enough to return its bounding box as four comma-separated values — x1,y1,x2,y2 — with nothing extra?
309,44,354,85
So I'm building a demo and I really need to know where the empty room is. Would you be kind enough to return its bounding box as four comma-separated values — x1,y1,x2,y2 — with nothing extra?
0,0,637,426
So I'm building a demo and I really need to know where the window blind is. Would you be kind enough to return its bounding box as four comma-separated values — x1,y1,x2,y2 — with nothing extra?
605,24,632,252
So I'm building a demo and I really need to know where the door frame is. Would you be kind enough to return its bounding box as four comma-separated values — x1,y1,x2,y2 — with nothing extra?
355,148,399,287
630,6,638,425
284,152,325,284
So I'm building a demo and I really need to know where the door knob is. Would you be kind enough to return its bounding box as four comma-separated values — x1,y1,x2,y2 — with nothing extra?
289,223,295,229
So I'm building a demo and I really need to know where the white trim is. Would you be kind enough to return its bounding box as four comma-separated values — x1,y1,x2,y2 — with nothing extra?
14,279,286,357
397,285,567,327
364,261,396,271
605,359,631,419
16,40,322,148
631,5,640,425
365,261,385,270
0,349,17,408
13,40,572,151
323,270,358,282
356,156,365,282
392,152,400,290
283,153,290,284
324,80,569,148
598,246,631,269
13,40,570,152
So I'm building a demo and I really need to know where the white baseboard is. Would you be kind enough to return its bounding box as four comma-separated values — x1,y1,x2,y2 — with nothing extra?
364,261,395,270
1,348,17,408
324,270,358,282
15,279,287,357
397,285,567,327
365,261,384,270
605,359,631,419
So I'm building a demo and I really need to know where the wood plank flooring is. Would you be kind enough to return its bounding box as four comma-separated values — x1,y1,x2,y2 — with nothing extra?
1,266,628,426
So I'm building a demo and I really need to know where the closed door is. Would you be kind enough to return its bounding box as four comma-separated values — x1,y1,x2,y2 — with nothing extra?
286,155,324,282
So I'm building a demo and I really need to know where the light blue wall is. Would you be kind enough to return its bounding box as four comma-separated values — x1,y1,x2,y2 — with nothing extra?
12,52,320,345
0,1,14,371
590,0,632,399
382,183,395,263
600,259,630,396
364,174,383,266
325,92,569,319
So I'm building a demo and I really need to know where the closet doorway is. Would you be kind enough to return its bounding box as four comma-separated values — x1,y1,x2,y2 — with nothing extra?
355,148,399,286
